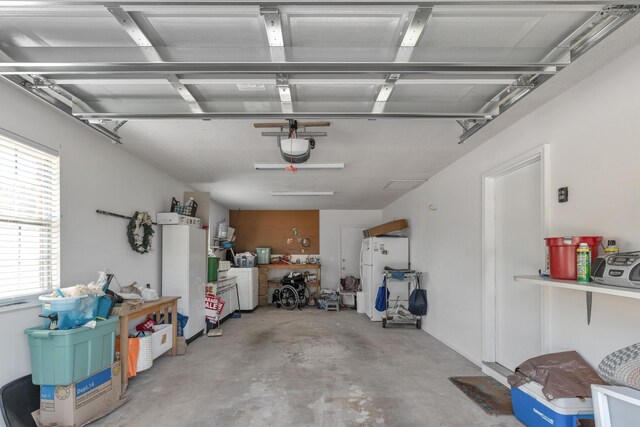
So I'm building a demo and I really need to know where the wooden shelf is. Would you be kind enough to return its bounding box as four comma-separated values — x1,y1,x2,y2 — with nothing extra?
266,282,320,288
258,263,320,269
514,275,640,300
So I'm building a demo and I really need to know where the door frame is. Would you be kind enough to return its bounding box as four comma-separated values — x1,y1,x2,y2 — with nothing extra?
481,144,550,381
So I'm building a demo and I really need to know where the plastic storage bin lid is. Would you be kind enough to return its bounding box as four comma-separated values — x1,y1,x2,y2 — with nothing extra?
517,381,594,415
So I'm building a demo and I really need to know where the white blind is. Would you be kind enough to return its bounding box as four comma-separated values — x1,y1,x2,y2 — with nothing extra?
0,133,59,304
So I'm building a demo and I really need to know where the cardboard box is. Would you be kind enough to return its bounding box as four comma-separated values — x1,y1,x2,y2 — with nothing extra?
111,300,142,317
363,219,408,238
33,361,130,427
259,296,268,307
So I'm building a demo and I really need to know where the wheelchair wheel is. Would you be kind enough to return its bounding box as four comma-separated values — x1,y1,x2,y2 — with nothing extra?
280,285,299,310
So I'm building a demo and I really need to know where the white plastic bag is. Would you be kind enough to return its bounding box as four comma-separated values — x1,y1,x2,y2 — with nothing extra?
135,283,160,302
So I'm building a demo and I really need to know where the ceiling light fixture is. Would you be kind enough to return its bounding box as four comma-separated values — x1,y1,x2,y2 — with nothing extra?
271,191,334,196
255,163,344,170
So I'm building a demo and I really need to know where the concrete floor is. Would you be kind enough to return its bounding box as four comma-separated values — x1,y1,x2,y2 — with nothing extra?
95,308,522,427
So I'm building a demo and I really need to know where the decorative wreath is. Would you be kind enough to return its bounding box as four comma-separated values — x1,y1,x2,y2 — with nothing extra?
127,211,154,254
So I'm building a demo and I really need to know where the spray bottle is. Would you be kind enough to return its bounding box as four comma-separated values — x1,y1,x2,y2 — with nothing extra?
577,243,591,283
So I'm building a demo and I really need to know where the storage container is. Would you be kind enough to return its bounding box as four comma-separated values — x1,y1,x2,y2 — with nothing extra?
208,257,219,282
39,294,100,330
256,247,271,265
512,381,594,427
136,331,153,372
156,212,201,227
234,254,256,268
151,324,173,359
545,236,602,280
25,316,118,386
341,292,356,307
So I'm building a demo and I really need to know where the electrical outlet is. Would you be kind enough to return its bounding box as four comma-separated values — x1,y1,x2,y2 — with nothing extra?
558,187,569,203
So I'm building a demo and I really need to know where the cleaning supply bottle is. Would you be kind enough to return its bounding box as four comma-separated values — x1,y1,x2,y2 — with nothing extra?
577,243,591,283
604,240,620,256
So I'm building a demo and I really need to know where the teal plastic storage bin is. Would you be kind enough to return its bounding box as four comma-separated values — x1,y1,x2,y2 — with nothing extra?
25,316,118,386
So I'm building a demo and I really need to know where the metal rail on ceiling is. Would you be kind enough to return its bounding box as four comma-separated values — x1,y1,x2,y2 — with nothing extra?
0,2,636,145
0,63,564,76
0,1,633,7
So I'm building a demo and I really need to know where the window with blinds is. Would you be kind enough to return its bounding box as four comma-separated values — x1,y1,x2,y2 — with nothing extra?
0,132,60,305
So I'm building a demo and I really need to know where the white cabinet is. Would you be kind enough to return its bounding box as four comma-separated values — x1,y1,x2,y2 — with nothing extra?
162,225,206,341
228,267,258,310
216,277,238,320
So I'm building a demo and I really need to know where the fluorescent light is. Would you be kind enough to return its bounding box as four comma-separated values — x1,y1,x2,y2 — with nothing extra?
271,191,334,196
255,163,345,170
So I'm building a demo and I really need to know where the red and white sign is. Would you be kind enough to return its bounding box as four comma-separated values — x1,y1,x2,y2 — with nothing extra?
205,294,225,322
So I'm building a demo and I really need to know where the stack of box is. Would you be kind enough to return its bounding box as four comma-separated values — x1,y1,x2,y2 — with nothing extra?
25,317,130,426
33,361,129,426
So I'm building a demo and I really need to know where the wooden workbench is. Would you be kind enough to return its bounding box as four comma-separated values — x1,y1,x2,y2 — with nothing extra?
116,296,180,390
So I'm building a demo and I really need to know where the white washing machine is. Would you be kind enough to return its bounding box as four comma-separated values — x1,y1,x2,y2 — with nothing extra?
228,267,259,311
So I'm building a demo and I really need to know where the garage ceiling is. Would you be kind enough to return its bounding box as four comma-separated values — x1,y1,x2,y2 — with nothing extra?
0,1,637,209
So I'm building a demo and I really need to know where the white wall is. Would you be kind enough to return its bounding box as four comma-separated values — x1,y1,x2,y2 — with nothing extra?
320,210,382,289
209,200,229,235
382,43,640,367
0,79,210,392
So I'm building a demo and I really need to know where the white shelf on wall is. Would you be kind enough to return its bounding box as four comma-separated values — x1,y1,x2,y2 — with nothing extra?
514,275,640,300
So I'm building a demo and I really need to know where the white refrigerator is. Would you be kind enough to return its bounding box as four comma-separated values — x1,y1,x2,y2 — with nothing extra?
228,267,259,311
360,236,409,321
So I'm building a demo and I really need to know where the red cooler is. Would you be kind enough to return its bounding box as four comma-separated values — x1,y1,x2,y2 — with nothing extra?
545,236,602,280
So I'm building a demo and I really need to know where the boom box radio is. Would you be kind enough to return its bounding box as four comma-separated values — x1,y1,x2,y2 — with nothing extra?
591,252,640,289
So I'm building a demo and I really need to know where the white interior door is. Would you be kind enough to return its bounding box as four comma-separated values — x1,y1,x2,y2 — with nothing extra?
494,159,543,371
340,227,367,279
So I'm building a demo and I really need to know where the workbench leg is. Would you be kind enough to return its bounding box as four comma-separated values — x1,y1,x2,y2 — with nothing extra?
171,302,178,356
119,317,129,391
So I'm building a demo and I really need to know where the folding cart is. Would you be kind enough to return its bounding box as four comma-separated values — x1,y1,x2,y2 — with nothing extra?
381,270,422,329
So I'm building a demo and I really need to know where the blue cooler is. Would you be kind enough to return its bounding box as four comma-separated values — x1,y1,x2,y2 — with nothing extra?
511,381,594,427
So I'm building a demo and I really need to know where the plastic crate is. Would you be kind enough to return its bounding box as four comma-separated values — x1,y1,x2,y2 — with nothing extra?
511,381,594,427
39,294,99,330
234,254,256,268
25,316,118,386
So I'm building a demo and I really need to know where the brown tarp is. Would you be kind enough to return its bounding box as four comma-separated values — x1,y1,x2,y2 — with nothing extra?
507,351,607,401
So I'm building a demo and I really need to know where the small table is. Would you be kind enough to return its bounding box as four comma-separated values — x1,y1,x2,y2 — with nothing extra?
116,296,180,390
